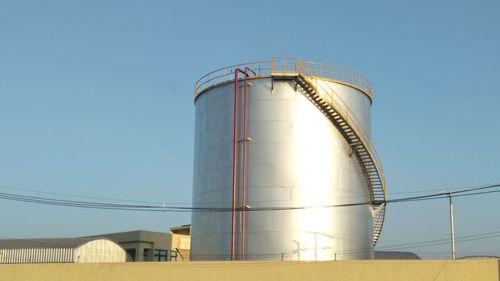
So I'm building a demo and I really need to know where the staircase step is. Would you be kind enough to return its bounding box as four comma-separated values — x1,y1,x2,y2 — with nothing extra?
297,74,385,246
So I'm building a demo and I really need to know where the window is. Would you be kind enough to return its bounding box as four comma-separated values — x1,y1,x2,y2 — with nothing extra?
125,248,136,262
154,249,168,261
143,248,153,261
170,250,178,261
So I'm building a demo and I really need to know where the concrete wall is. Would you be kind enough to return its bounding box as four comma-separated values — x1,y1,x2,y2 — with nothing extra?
0,260,498,281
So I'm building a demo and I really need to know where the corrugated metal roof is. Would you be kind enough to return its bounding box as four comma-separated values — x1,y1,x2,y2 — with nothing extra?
0,237,103,249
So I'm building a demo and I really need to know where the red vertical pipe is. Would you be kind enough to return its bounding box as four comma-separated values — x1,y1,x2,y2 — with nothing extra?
231,70,239,261
241,67,254,260
231,67,254,261
232,68,245,260
241,74,247,259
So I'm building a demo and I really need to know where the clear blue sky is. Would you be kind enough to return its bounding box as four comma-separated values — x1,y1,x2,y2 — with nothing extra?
0,0,499,258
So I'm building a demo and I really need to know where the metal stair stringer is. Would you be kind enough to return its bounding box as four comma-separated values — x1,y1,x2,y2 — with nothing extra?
294,73,387,246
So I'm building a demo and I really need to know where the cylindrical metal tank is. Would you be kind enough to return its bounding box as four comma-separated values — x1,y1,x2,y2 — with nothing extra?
191,58,386,261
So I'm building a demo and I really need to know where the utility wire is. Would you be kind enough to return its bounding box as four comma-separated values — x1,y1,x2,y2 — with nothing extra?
387,182,500,196
2,183,499,260
1,182,497,207
0,183,499,212
0,185,163,205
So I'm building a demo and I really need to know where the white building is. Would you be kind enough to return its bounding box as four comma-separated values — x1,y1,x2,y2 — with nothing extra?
0,237,125,263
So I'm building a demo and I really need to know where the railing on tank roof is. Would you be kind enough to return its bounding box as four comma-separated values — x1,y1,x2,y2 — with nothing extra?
193,57,373,99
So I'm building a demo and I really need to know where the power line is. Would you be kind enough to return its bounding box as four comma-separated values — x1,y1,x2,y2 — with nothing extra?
378,231,500,249
386,182,500,196
1,182,498,207
0,185,163,205
286,230,500,257
0,183,499,212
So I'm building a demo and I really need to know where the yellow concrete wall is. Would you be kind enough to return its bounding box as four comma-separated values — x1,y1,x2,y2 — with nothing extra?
170,233,190,261
0,259,498,281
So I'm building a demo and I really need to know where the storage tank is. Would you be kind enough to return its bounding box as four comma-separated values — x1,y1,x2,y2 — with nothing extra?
191,57,386,261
